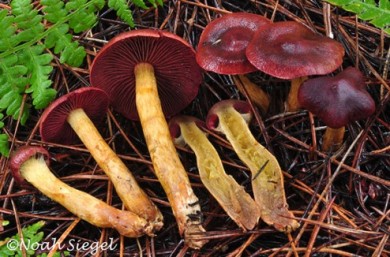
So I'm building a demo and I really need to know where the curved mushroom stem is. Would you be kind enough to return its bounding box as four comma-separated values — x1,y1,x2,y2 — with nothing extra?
170,116,260,230
17,152,153,237
322,126,345,152
66,108,163,231
209,101,299,233
233,75,270,115
134,63,207,249
286,76,308,112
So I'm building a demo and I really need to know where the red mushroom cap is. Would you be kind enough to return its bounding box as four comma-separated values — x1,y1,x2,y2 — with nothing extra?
298,67,376,128
206,100,252,131
246,21,345,79
196,12,271,75
10,146,50,184
40,87,110,144
90,29,202,120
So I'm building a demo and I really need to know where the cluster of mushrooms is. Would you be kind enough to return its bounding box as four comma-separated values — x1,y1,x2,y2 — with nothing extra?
10,12,376,249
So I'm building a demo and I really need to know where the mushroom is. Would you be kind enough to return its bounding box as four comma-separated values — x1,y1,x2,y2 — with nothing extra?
246,21,345,112
206,100,299,232
196,12,271,113
169,115,260,230
89,30,206,248
10,146,153,237
298,66,376,152
39,87,163,231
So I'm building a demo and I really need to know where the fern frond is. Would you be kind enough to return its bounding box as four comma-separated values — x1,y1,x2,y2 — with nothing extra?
41,0,68,23
11,0,45,43
0,133,9,157
20,45,57,109
0,114,9,157
0,55,30,125
326,0,390,34
132,0,148,9
109,0,163,27
108,0,135,27
65,0,105,33
0,10,19,52
44,24,86,66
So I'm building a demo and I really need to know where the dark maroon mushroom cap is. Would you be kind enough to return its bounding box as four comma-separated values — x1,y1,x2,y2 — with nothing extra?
196,12,271,75
298,67,376,128
168,115,207,140
40,87,110,145
206,100,252,131
10,146,50,184
90,29,202,120
246,21,345,79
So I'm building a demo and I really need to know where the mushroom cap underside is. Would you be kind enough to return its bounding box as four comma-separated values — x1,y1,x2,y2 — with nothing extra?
90,29,203,120
40,87,110,145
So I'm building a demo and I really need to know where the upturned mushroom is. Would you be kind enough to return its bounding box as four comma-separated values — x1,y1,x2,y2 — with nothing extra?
298,66,376,152
89,30,206,248
39,87,163,231
206,100,299,232
169,115,260,230
10,146,153,237
246,21,345,112
196,12,271,113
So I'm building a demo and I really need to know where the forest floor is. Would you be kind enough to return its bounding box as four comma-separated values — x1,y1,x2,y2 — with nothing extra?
0,0,389,256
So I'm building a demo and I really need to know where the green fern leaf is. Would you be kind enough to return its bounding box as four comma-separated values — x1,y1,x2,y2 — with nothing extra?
66,0,105,33
41,0,68,23
11,0,45,43
0,133,9,157
132,0,148,9
0,55,30,124
0,221,46,256
0,10,19,51
108,0,135,27
0,114,9,157
326,0,390,34
20,45,57,109
380,0,390,9
60,41,87,66
44,24,86,66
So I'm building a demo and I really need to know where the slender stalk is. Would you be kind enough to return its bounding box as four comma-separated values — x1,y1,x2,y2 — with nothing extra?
67,108,163,230
20,157,152,237
322,126,346,152
286,76,308,112
233,75,270,114
214,105,299,232
174,116,260,230
134,62,207,249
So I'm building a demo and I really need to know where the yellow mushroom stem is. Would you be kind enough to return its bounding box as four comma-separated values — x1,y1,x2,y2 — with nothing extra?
173,117,260,230
286,76,308,112
134,62,207,249
322,126,346,152
233,75,270,115
67,108,163,231
214,105,300,233
20,156,153,237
